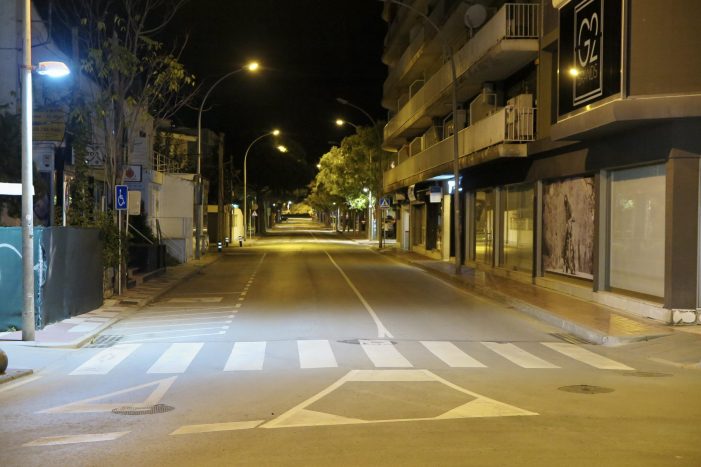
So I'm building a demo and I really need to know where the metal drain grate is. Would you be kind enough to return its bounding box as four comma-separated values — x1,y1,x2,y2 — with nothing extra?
558,384,614,394
112,404,174,415
86,335,123,348
550,333,591,344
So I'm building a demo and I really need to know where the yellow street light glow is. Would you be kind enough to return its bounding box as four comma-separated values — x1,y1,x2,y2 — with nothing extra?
246,61,260,72
335,119,344,127
277,145,288,153
272,129,280,136
568,67,579,77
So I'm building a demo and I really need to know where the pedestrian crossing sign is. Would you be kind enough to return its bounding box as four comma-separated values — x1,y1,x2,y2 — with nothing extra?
379,197,390,209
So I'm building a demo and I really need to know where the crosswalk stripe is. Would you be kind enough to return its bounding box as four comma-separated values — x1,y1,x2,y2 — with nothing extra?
360,340,412,368
481,342,559,369
298,340,338,368
421,341,486,368
541,342,634,370
224,342,266,371
147,343,204,374
70,344,141,375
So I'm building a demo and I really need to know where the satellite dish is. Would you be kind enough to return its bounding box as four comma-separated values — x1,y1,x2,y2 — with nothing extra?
464,4,487,29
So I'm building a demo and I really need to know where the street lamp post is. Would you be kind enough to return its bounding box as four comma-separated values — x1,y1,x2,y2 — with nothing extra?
243,130,281,240
20,0,70,341
195,61,259,259
380,0,462,273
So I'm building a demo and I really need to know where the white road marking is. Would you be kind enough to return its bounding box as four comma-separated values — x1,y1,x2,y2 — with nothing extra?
70,344,141,375
298,340,338,368
224,342,267,371
120,331,226,343
128,311,234,321
117,326,228,337
171,421,264,435
148,343,204,374
421,341,486,368
114,318,233,329
24,431,130,446
325,251,393,338
481,342,559,369
168,297,223,303
261,369,537,429
360,340,412,367
542,342,635,370
40,377,177,414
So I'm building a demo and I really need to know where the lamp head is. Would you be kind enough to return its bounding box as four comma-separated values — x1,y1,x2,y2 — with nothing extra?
246,61,260,72
335,119,344,127
36,61,70,78
277,145,288,153
272,129,280,136
336,97,349,105
568,67,579,77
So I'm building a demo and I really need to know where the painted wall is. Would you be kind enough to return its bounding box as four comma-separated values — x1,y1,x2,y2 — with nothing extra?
0,227,103,331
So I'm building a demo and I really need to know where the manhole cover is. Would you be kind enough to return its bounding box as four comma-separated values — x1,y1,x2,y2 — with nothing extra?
619,371,672,378
558,385,614,394
111,404,174,415
86,335,123,348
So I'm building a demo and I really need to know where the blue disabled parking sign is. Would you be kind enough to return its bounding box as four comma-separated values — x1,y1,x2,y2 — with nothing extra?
115,185,128,210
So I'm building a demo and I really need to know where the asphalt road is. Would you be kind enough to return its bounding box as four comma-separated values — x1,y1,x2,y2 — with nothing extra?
1,219,700,466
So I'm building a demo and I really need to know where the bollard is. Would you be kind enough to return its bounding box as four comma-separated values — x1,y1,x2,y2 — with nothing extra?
0,348,7,374
238,236,244,247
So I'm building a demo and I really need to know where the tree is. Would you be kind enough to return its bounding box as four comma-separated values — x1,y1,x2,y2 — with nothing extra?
308,124,383,210
55,0,197,197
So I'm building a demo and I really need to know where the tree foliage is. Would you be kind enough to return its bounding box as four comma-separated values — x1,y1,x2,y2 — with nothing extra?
306,125,383,214
55,0,197,196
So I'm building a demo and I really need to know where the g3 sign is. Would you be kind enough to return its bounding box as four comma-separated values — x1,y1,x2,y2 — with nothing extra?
558,0,621,116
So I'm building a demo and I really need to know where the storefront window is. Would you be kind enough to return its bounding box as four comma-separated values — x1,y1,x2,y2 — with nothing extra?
474,190,495,264
610,165,665,297
542,177,595,279
503,184,534,272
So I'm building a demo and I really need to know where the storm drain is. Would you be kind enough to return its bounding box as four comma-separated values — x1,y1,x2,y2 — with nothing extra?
86,335,123,348
558,384,614,394
112,404,174,415
550,333,590,345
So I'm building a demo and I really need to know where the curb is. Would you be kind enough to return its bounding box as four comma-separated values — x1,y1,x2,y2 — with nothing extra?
0,369,33,385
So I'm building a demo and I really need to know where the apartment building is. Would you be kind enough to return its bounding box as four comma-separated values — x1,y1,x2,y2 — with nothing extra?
381,0,701,324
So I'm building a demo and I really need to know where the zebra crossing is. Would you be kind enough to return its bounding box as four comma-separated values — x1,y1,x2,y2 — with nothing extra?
68,339,634,376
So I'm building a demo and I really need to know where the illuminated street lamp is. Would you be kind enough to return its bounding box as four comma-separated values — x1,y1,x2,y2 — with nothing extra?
243,129,283,240
20,0,71,340
335,118,359,130
195,60,259,258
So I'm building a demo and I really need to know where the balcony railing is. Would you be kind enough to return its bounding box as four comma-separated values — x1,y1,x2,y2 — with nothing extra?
384,3,539,146
384,106,535,189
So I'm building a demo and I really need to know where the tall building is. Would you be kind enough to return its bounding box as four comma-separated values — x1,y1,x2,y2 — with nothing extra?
381,0,701,324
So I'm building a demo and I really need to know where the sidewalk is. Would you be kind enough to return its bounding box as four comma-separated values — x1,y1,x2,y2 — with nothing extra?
341,231,701,367
0,253,221,384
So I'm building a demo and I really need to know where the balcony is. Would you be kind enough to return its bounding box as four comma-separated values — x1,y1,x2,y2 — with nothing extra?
384,106,535,192
383,3,539,149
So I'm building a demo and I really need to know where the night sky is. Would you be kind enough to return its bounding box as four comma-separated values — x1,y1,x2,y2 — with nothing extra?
167,0,387,169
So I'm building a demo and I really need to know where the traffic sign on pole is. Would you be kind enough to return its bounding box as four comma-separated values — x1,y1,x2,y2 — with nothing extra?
379,197,391,209
115,185,128,210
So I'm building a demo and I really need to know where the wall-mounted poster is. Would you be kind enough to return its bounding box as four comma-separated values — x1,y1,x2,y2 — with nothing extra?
542,177,595,279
